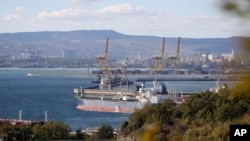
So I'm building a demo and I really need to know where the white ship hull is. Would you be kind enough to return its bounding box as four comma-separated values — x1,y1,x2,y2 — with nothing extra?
76,98,145,113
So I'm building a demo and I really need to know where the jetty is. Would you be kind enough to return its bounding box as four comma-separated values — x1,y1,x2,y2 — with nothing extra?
135,74,239,82
0,110,48,126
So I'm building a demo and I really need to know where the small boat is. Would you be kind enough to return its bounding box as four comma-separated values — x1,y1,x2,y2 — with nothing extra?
27,73,40,76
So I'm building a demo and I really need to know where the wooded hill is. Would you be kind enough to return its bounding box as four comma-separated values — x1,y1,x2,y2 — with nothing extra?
120,76,250,141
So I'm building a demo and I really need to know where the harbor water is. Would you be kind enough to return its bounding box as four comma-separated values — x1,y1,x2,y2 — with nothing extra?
0,68,238,130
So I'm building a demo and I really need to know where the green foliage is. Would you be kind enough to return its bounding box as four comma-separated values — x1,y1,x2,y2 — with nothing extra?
180,91,219,123
121,83,250,140
152,100,175,125
95,124,114,140
121,121,128,130
33,121,70,140
231,75,250,99
222,0,238,12
221,0,250,18
126,104,155,132
2,125,33,141
69,128,90,140
121,121,129,134
0,121,93,141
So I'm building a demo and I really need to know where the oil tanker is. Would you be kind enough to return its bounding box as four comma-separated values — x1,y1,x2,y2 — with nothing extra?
73,80,185,113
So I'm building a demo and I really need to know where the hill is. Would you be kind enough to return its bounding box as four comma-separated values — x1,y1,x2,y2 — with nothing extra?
0,30,242,58
119,80,250,140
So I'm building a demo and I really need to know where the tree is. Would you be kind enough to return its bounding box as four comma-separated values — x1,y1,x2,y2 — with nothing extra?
153,100,175,125
126,104,155,132
69,128,89,140
0,123,33,141
75,128,84,139
33,121,70,140
95,124,114,140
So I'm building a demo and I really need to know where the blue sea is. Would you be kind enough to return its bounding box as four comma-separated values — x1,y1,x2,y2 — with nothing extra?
0,68,238,130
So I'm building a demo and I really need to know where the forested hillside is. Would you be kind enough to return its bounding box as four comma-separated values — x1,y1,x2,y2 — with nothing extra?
120,77,250,141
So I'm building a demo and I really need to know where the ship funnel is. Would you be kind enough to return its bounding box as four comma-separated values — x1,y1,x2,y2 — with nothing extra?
141,81,145,88
160,83,168,94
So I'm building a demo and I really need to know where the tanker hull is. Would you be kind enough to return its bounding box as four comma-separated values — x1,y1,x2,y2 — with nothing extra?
76,98,145,113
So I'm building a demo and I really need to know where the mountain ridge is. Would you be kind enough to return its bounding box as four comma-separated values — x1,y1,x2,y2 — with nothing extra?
0,30,245,58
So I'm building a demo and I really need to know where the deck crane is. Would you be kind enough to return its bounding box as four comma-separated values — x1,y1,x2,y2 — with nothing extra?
148,37,166,74
168,37,181,72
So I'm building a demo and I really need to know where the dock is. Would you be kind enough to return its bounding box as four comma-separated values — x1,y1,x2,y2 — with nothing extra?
0,118,45,126
135,74,239,82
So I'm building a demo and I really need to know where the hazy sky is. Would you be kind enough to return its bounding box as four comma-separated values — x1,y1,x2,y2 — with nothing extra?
1,0,249,37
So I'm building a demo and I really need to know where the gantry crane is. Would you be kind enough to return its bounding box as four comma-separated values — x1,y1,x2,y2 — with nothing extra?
96,38,112,88
148,37,166,74
96,38,110,71
168,37,181,72
96,38,130,89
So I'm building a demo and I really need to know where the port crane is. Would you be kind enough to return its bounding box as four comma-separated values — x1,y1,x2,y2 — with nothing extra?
96,38,126,71
96,38,110,71
168,37,181,72
96,38,112,88
96,38,130,89
148,37,166,74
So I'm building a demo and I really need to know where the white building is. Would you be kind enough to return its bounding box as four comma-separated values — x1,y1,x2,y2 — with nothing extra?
221,50,234,61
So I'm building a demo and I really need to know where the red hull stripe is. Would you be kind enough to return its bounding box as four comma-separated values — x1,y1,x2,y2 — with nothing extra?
76,105,135,113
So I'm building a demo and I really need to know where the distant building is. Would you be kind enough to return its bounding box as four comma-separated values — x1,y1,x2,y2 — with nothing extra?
207,53,213,61
137,54,141,60
212,56,223,63
221,50,234,61
63,50,77,58
201,52,213,63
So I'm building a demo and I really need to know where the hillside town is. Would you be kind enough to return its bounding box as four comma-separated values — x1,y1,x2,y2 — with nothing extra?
0,48,249,74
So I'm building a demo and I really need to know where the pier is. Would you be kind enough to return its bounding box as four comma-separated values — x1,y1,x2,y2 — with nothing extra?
0,118,45,126
135,74,239,82
0,110,48,126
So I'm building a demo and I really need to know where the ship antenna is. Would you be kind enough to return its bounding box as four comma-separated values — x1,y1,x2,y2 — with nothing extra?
45,110,48,122
80,87,83,96
19,110,22,121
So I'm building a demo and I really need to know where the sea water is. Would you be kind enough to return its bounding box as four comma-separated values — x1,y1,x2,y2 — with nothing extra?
0,68,129,130
0,68,238,130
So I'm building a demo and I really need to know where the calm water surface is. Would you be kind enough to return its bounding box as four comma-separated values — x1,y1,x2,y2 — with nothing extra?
0,68,238,130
